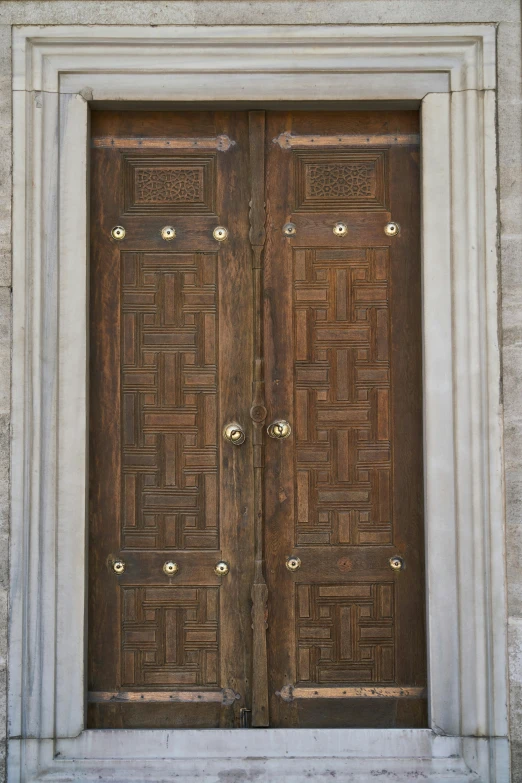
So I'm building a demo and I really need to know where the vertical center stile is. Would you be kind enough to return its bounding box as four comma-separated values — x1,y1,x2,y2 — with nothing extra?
248,111,269,727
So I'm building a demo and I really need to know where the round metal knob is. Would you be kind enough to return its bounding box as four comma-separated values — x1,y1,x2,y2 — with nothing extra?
214,561,230,576
161,226,176,241
333,222,348,237
111,226,126,241
112,559,125,574
223,422,246,445
213,226,229,242
389,556,404,571
384,222,401,237
267,420,292,439
283,223,297,237
163,561,179,576
286,556,301,572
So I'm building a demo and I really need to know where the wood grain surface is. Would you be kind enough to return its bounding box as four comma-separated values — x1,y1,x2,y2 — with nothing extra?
89,109,425,729
89,111,253,728
264,110,426,728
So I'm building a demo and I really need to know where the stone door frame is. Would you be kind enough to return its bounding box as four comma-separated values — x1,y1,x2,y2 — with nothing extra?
8,24,507,782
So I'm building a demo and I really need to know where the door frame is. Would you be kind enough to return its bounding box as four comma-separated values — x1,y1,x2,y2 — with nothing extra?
8,24,507,782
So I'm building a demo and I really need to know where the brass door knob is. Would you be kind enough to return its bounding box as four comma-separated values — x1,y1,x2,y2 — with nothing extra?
223,422,246,445
111,226,126,241
213,226,229,241
112,559,125,574
161,226,176,241
163,561,179,575
267,420,292,439
384,221,401,237
286,556,301,572
215,561,230,576
389,556,404,571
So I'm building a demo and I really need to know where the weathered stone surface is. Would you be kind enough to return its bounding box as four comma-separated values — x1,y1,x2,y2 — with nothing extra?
0,0,520,25
0,413,8,783
493,20,522,782
0,26,11,290
0,290,11,419
498,24,522,244
510,619,522,734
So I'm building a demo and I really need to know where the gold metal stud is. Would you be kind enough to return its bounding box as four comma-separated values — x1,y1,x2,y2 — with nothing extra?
112,559,125,574
389,556,404,571
283,223,297,237
215,561,230,576
223,422,246,445
333,222,348,237
161,226,176,241
267,420,292,439
384,222,401,237
163,561,179,576
286,556,301,572
213,226,229,242
111,226,126,241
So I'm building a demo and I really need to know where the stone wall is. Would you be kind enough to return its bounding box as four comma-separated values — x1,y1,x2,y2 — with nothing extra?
0,1,520,780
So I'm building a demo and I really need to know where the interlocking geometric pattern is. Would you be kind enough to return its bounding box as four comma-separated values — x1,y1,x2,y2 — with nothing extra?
293,247,392,547
135,167,203,203
293,151,387,211
122,154,217,215
307,162,374,200
296,583,395,684
122,585,220,687
121,251,219,551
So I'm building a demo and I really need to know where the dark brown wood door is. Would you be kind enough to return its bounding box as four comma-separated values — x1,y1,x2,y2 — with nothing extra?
88,111,254,728
88,109,426,730
264,111,426,727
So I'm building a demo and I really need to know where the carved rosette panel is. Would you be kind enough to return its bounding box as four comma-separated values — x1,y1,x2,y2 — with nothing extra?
121,252,219,551
309,162,373,198
293,151,388,211
293,248,392,547
122,154,217,215
122,585,220,688
296,583,395,684
136,167,202,202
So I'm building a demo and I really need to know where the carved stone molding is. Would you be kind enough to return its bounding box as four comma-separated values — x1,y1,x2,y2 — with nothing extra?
9,24,505,783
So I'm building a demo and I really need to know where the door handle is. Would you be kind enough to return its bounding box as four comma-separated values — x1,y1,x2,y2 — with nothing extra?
223,422,246,445
267,420,292,439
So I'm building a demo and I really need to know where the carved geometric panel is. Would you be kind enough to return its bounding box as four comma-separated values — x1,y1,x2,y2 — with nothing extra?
296,583,395,684
293,247,392,546
293,151,388,211
121,252,219,550
122,154,217,215
122,586,220,688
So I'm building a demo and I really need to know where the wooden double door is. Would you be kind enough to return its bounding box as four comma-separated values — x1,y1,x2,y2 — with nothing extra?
89,109,426,729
